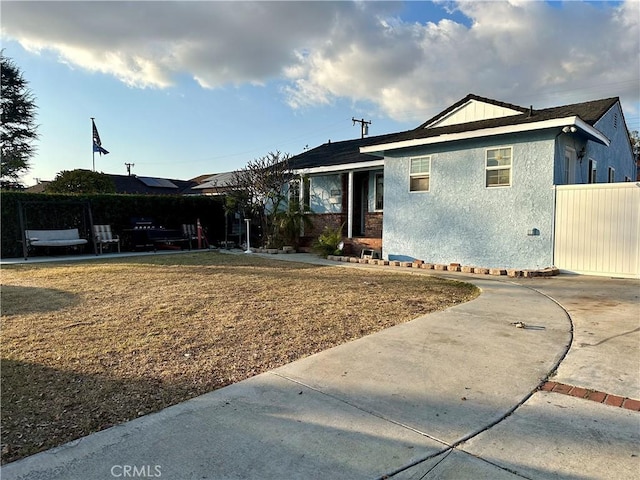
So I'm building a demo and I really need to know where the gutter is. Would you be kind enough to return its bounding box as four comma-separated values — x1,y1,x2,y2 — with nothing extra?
293,159,384,175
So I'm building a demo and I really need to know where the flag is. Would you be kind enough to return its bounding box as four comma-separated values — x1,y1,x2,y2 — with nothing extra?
93,143,110,155
92,118,110,155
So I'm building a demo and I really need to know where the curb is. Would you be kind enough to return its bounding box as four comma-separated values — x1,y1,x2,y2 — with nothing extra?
540,381,640,411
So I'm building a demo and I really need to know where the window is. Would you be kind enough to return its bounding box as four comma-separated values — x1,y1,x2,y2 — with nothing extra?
374,173,384,210
410,156,430,192
589,159,597,184
289,180,300,211
289,178,311,211
302,177,310,211
608,167,615,183
486,147,512,187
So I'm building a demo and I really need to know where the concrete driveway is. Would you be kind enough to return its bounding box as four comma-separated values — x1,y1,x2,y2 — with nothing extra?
2,253,638,479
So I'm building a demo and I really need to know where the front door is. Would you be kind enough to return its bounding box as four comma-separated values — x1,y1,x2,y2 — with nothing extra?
352,172,368,236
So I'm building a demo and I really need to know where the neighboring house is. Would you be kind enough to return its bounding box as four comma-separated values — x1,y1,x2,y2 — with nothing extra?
192,171,240,195
290,94,636,270
109,174,201,195
26,174,202,195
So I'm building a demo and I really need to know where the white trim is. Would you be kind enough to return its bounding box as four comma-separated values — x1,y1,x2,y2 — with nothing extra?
374,172,384,211
556,182,640,191
589,158,597,184
293,159,384,175
360,116,610,154
563,146,576,184
608,166,615,183
424,99,523,128
409,155,431,192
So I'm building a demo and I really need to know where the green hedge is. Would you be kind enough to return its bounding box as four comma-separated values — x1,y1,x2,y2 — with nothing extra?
0,192,226,258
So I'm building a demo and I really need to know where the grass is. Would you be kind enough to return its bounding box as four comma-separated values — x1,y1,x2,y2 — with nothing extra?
0,252,478,464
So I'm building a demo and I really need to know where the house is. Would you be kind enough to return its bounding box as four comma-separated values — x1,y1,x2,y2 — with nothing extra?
108,174,202,195
26,174,203,195
289,132,406,254
192,171,240,196
290,94,636,271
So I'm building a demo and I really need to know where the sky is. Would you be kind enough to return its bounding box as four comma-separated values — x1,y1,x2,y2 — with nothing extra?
2,0,639,187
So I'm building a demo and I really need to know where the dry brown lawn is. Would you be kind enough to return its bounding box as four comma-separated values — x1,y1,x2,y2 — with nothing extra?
0,252,478,464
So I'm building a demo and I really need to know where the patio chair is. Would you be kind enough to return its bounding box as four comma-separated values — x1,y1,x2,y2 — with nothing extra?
182,223,209,249
94,225,121,254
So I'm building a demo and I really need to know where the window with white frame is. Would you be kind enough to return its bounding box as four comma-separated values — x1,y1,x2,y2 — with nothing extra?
374,173,384,210
289,179,300,211
589,159,597,184
486,147,512,187
288,177,311,211
409,156,430,192
608,167,615,183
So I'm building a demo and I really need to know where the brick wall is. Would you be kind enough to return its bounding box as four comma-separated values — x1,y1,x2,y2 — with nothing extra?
344,237,382,256
364,212,383,238
299,212,383,256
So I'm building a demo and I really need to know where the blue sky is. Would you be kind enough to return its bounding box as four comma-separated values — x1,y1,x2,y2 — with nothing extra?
2,1,638,186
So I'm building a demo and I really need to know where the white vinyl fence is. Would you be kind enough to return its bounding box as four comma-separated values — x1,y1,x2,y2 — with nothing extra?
554,182,640,278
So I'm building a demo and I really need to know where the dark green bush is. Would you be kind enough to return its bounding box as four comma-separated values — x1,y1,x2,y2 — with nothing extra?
312,224,344,257
0,191,225,258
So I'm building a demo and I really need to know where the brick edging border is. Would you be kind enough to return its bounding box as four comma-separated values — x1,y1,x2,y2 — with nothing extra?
325,255,559,278
540,381,640,411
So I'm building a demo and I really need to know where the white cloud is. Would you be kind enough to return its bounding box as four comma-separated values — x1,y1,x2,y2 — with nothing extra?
283,0,640,121
3,0,638,122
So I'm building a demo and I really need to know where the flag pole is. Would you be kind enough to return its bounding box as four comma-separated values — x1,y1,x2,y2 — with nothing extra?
91,117,95,172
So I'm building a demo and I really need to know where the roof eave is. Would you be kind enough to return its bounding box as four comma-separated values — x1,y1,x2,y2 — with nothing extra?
361,116,610,155
293,158,385,175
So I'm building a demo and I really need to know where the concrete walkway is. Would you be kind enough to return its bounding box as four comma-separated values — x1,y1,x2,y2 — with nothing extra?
2,252,638,479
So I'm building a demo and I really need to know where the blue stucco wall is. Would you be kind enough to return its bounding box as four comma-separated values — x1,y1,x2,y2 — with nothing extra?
383,133,557,269
553,102,635,184
590,102,635,182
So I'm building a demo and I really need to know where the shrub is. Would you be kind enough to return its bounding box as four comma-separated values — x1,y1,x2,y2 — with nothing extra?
313,224,344,257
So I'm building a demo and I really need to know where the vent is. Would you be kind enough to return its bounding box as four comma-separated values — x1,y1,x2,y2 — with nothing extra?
613,112,618,129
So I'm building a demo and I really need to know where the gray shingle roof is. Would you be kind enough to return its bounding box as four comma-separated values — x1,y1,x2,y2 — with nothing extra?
288,132,410,170
289,95,619,169
383,95,619,145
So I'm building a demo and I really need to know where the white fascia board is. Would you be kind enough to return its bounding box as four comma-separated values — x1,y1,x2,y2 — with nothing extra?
361,116,610,154
574,117,610,146
293,158,384,175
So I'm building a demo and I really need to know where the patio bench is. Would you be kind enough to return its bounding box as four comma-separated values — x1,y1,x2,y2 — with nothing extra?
24,228,88,259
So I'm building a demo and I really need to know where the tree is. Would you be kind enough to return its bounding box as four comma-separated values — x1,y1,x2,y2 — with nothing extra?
1,52,38,189
229,151,296,248
45,169,116,194
629,130,639,181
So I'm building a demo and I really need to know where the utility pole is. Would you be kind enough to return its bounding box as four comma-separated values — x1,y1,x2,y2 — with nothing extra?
352,117,371,139
125,163,135,176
